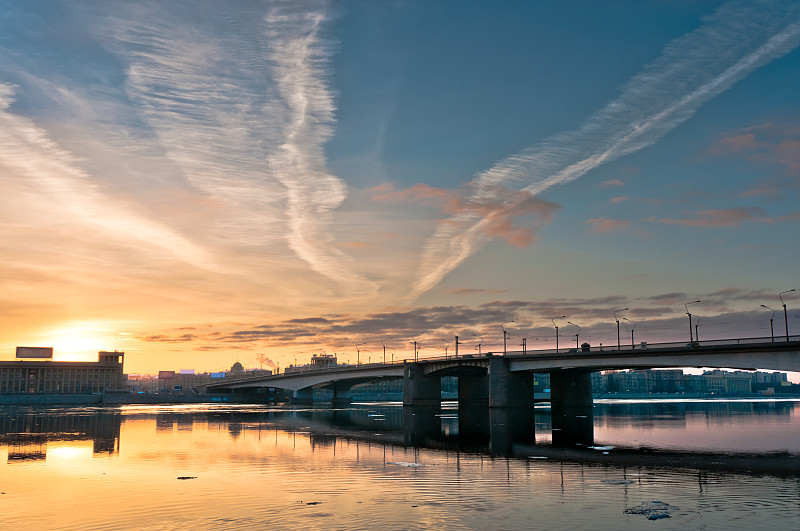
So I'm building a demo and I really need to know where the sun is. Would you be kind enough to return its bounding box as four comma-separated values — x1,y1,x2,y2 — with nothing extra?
43,323,121,361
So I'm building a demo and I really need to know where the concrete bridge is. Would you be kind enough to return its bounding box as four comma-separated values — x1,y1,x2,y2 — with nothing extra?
207,336,800,444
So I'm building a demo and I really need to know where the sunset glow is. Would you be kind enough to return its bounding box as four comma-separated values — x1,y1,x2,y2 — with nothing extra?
1,1,799,377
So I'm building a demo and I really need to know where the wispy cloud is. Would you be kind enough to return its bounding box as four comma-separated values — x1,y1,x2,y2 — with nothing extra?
586,218,631,233
711,122,800,174
410,1,800,300
0,83,212,268
101,0,375,295
650,206,800,227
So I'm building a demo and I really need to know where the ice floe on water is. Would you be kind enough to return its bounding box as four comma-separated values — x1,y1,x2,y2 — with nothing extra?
601,479,636,485
387,462,425,467
588,446,614,451
624,501,679,520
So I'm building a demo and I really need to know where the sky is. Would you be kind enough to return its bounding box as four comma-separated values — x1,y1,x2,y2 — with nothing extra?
1,0,799,377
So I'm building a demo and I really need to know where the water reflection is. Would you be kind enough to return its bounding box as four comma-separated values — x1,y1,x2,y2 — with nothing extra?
0,406,121,461
1,401,799,530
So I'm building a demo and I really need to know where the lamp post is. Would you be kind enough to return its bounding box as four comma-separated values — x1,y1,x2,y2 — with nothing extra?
356,343,365,365
501,320,515,356
521,337,527,355
567,321,580,349
614,308,628,350
685,300,701,343
623,317,636,349
381,338,392,364
472,334,483,355
454,336,462,358
779,289,795,342
552,316,566,353
410,335,419,362
761,305,775,342
694,317,701,342
442,339,450,358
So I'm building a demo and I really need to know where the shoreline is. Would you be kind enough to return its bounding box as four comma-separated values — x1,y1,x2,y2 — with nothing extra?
1,392,799,406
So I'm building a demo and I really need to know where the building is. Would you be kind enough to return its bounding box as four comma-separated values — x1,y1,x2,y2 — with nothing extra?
155,363,272,393
0,351,125,395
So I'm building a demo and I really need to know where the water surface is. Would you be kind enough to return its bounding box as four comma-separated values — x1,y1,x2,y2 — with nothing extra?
1,400,798,530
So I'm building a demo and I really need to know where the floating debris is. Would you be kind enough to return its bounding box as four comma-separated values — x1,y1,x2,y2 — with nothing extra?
528,456,548,459
602,479,636,485
387,461,425,467
177,476,197,480
624,501,679,520
306,502,321,506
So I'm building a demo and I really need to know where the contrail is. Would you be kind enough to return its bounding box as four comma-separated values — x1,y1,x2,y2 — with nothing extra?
107,0,376,295
411,0,800,300
264,1,378,296
0,83,213,269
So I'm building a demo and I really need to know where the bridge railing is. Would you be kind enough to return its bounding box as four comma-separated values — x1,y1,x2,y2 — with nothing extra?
211,335,800,384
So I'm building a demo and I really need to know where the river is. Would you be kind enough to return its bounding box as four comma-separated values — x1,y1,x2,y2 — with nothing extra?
1,399,799,530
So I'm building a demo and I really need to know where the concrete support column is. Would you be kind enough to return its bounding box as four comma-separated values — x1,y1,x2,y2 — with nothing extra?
402,364,441,406
292,387,314,404
488,356,534,408
549,370,594,446
458,373,489,407
331,381,353,406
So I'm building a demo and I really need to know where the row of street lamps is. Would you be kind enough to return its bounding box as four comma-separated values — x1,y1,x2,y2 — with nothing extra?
329,289,795,366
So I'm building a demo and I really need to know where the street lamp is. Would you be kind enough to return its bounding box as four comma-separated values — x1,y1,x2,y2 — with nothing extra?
551,316,566,353
355,343,365,365
381,338,393,364
694,317,701,342
472,334,483,355
623,317,636,349
614,308,628,350
761,305,775,342
501,320,515,356
441,339,450,358
779,289,795,342
567,321,580,349
685,300,701,343
410,335,419,362
521,337,527,355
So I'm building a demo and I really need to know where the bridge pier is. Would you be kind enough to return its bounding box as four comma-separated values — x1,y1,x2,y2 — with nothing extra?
291,387,314,404
331,381,354,406
458,373,489,407
402,364,441,406
488,356,534,408
549,370,594,446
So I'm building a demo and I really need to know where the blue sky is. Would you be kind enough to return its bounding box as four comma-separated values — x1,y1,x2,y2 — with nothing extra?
0,0,798,374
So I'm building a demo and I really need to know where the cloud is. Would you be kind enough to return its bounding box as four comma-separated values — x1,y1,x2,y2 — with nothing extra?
371,183,561,249
410,1,800,300
599,179,624,188
710,122,800,174
0,83,214,269
586,218,632,233
609,196,628,203
100,0,376,296
648,206,800,227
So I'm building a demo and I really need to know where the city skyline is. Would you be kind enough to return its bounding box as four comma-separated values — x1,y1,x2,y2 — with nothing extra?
1,1,799,377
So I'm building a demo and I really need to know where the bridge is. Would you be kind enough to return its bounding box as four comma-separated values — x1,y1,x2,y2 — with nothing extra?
208,336,800,444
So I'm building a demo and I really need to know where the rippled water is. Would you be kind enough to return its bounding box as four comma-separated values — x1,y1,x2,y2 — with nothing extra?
1,400,799,530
